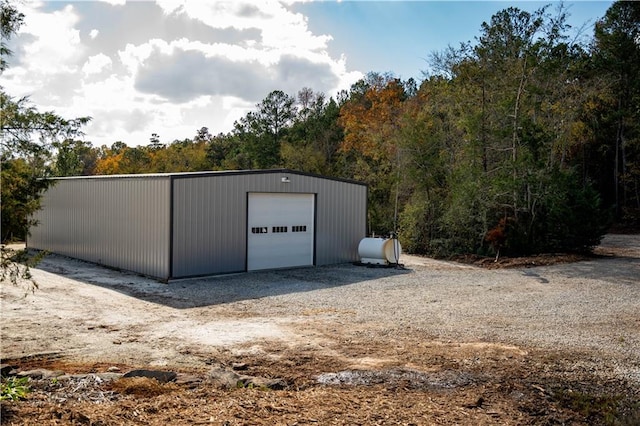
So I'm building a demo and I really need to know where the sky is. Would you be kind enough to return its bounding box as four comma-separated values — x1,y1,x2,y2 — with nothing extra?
2,0,613,148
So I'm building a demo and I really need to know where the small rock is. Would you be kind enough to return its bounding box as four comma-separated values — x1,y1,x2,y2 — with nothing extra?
16,369,43,379
232,362,248,371
207,367,242,388
17,369,65,379
123,369,177,383
96,372,124,381
57,374,93,381
107,366,121,372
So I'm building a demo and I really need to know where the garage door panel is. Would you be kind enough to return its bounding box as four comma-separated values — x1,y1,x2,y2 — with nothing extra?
247,193,314,271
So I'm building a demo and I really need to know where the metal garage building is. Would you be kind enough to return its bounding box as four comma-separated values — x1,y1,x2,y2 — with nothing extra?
28,169,367,281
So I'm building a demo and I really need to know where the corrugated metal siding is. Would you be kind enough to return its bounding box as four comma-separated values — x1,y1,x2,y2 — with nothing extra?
315,179,368,265
28,177,171,279
172,171,366,277
172,175,247,276
28,170,365,280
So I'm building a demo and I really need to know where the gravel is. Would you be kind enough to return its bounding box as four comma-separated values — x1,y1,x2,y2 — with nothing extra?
169,235,639,355
2,234,638,385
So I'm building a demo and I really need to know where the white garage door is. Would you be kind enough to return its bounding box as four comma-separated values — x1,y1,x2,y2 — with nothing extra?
247,193,315,271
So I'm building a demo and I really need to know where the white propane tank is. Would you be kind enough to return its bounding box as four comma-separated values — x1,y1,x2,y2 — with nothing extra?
358,237,402,265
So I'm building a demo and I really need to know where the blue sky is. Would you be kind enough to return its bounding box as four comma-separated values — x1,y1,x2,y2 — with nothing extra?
2,1,613,147
294,1,613,80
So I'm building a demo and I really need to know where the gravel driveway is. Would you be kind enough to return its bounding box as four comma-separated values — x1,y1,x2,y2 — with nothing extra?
2,234,639,385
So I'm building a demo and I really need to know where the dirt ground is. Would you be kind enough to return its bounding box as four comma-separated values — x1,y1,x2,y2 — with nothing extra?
1,235,639,425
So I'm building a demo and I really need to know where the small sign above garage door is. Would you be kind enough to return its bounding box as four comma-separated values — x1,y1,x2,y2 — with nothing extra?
247,193,315,271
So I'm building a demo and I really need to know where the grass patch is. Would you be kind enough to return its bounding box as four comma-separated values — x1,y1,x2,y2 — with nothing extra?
0,377,30,401
554,388,635,425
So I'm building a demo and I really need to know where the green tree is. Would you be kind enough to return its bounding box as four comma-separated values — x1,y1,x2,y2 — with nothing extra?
150,138,209,172
281,89,343,175
235,90,295,169
396,76,463,254
1,85,90,244
0,0,22,73
0,94,90,242
206,132,244,170
591,1,640,223
52,139,98,176
0,158,50,242
468,5,609,254
338,73,413,235
110,141,127,154
402,5,609,257
1,93,90,168
148,132,164,150
1,0,90,288
119,146,151,173
194,126,212,144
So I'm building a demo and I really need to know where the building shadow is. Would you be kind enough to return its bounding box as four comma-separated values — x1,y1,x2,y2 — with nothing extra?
548,254,639,286
548,233,640,285
31,252,412,309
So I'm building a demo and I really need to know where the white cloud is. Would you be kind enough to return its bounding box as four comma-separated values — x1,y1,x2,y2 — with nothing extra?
19,4,83,74
156,1,331,51
2,0,362,148
118,39,169,73
82,53,112,75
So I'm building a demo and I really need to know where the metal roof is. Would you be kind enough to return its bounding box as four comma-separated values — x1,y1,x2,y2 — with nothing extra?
52,168,366,186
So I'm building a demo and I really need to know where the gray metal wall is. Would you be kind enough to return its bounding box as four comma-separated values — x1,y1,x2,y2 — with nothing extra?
28,176,172,279
171,171,366,277
28,170,366,280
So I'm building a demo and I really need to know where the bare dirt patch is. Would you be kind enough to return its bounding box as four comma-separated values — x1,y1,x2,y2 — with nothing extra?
1,235,639,425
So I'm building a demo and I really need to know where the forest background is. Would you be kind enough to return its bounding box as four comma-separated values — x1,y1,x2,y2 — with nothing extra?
2,1,639,260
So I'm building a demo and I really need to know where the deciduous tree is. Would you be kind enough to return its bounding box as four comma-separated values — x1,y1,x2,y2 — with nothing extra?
1,0,90,288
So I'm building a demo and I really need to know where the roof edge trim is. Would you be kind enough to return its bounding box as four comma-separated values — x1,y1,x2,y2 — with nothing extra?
49,169,367,186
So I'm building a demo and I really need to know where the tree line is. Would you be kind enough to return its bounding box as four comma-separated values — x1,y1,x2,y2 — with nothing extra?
2,1,639,259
